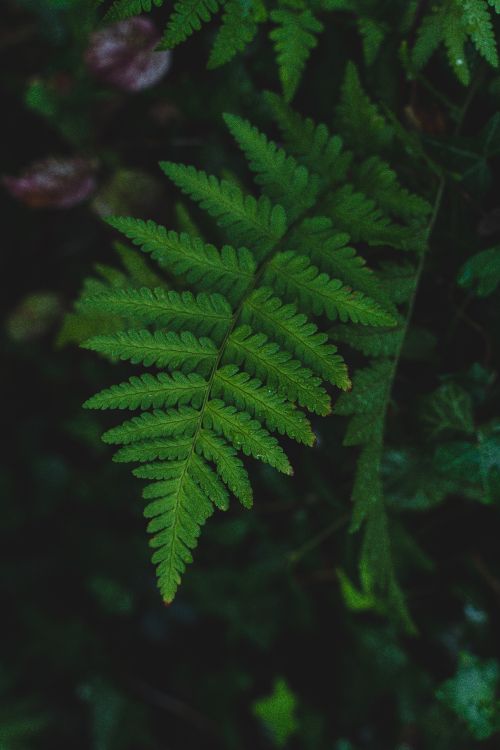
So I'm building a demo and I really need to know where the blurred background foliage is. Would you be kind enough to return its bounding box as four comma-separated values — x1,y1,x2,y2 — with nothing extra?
2,0,500,747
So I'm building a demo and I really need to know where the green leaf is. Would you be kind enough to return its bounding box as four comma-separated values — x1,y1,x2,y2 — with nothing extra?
208,0,258,68
160,162,287,258
79,287,232,340
160,0,221,49
458,245,500,297
84,371,208,411
103,0,165,21
204,399,293,474
437,652,500,739
107,217,256,302
269,9,324,102
336,62,392,155
422,382,475,436
81,329,217,370
266,253,397,326
223,113,319,219
253,678,299,747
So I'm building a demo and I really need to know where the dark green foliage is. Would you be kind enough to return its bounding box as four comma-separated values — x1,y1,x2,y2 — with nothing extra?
5,0,500,748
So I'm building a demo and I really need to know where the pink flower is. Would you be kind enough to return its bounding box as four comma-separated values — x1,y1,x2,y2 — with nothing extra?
3,158,96,208
85,17,172,92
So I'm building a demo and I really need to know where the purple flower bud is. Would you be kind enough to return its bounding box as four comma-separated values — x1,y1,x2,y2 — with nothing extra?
3,158,96,208
85,18,172,92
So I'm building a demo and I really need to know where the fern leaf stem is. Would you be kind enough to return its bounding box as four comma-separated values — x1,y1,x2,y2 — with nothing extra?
364,78,480,519
375,177,445,462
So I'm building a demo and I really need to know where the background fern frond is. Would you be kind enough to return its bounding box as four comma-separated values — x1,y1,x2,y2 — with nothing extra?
264,92,352,185
223,113,319,219
336,62,393,155
103,0,165,21
159,0,221,49
208,0,258,68
411,0,499,85
269,8,324,102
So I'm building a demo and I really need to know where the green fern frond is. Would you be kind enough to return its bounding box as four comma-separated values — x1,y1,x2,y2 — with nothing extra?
330,323,404,357
264,92,352,185
83,372,208,410
79,288,232,339
197,428,253,508
226,325,331,416
267,89,422,251
213,364,314,445
337,63,392,155
242,287,350,389
357,16,386,66
353,157,432,222
334,360,392,424
223,113,320,219
411,0,499,85
462,0,498,67
82,329,217,370
160,0,221,49
288,219,392,308
188,453,230,510
269,8,324,102
208,0,257,68
360,503,416,633
160,162,287,258
327,185,419,250
266,252,398,325
204,399,292,473
113,436,193,463
102,405,200,445
81,101,428,603
107,217,256,302
145,462,215,603
103,0,164,21
335,360,391,528
411,3,446,71
336,62,393,155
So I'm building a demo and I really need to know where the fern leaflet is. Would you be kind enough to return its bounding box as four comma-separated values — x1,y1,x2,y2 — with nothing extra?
269,9,324,102
160,0,221,49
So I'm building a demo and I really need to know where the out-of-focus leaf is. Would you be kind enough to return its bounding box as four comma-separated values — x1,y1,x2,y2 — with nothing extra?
253,678,299,747
436,652,500,740
6,293,62,342
435,422,500,503
458,245,500,297
337,568,376,611
422,382,475,436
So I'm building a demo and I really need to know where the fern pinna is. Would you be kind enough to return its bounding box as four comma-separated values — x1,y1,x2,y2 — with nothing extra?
79,65,430,604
